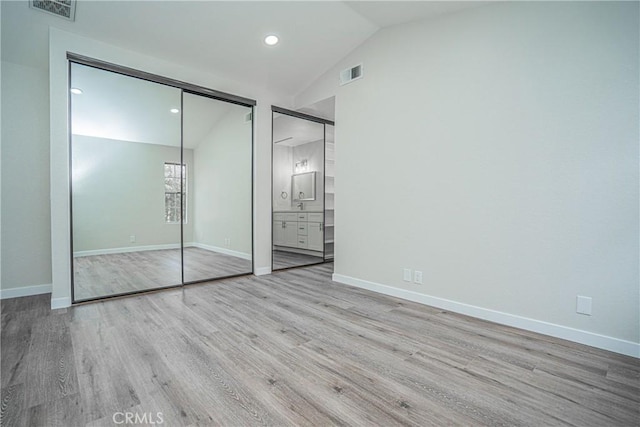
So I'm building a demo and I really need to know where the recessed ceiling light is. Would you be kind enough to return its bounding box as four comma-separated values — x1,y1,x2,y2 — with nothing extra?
264,35,279,46
70,87,83,95
170,108,180,114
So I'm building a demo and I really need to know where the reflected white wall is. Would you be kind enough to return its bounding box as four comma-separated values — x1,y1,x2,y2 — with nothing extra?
71,135,194,253
272,144,292,211
192,105,252,258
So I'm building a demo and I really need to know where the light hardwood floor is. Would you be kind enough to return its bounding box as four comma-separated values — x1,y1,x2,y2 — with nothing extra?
73,247,252,301
1,263,638,426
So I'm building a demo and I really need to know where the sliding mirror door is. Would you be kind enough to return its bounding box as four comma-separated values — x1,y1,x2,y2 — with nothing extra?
272,111,326,270
182,93,253,283
71,63,183,301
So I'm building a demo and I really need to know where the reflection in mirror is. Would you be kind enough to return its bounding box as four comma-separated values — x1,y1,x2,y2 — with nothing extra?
71,63,182,301
182,93,253,283
324,124,335,260
292,172,316,201
272,112,325,270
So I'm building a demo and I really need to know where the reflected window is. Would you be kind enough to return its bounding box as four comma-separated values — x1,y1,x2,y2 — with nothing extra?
164,162,186,223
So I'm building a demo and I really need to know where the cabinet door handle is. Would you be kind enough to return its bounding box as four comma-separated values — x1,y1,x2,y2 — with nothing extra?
282,221,286,228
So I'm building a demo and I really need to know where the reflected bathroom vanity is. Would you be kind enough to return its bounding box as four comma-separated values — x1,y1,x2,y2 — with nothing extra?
273,211,324,252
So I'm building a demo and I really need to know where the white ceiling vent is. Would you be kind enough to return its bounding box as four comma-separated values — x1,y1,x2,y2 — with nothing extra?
29,0,77,21
340,64,363,86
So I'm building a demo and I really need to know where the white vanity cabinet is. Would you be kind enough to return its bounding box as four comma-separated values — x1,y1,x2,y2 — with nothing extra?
274,211,324,253
306,212,324,251
307,222,323,251
273,213,298,248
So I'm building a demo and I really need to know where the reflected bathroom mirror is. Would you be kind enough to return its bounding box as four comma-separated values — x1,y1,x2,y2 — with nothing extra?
292,172,316,201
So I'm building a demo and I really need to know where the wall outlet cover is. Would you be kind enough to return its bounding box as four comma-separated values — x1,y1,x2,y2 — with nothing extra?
403,268,412,282
576,295,592,316
414,271,423,285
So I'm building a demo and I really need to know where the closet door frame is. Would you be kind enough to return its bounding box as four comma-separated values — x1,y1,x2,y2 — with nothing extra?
68,54,256,304
270,105,335,272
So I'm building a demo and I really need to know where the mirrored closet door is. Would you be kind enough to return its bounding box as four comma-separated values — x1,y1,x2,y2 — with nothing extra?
182,93,253,283
70,59,254,302
271,107,333,271
70,63,183,300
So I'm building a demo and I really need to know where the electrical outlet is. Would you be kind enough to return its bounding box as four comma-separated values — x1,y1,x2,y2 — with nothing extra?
576,296,592,315
403,268,412,282
129,235,136,243
414,271,423,285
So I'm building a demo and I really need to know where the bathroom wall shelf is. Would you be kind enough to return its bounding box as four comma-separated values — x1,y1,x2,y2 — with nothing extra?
324,134,335,261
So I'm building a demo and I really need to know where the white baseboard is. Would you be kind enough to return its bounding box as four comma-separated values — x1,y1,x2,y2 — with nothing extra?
191,243,251,261
51,296,71,310
74,243,183,257
254,266,271,276
0,283,52,299
332,274,639,359
73,242,251,261
0,283,70,310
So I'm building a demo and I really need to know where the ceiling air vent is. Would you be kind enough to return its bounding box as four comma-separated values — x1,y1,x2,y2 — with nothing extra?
340,64,363,86
29,0,77,21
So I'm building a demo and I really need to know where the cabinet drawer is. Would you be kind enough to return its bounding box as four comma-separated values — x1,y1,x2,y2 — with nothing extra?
274,212,297,221
297,235,308,248
297,222,308,235
308,213,323,223
297,213,308,221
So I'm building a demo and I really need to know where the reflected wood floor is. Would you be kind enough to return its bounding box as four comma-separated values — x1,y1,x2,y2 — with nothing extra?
272,250,324,270
73,247,252,301
1,263,639,426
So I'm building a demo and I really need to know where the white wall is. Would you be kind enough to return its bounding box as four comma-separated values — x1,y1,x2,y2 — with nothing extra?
296,2,639,355
193,106,252,257
71,135,194,253
1,61,52,295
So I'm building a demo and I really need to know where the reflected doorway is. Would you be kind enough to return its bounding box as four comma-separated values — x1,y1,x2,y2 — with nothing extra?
271,106,334,271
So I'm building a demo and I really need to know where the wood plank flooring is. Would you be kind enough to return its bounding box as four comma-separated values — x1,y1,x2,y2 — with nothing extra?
2,263,639,426
73,247,252,301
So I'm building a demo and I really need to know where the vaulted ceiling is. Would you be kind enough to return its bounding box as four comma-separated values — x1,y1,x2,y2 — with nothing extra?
1,1,482,98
